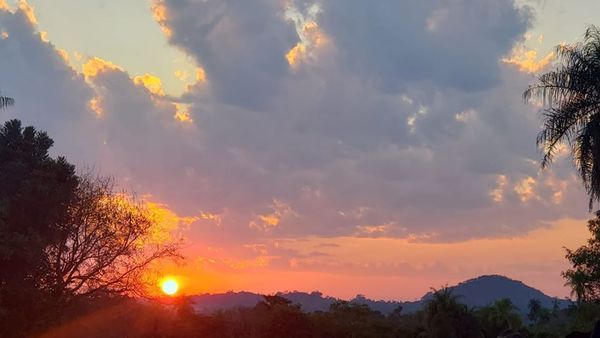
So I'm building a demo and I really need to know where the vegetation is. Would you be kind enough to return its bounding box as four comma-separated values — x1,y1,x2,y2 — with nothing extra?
524,26,600,210
563,212,600,303
0,120,180,337
0,94,13,110
524,24,600,334
24,289,600,338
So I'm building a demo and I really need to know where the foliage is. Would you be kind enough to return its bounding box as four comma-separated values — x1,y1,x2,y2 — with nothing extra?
0,94,13,110
527,298,550,326
476,298,522,337
423,287,483,338
524,26,600,210
30,292,600,338
0,119,80,336
563,212,600,302
0,120,180,337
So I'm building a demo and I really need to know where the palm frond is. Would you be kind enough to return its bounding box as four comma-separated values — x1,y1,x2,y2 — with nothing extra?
0,95,14,110
525,25,600,209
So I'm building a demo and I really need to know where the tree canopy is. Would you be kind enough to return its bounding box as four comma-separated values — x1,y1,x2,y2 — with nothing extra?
0,120,180,337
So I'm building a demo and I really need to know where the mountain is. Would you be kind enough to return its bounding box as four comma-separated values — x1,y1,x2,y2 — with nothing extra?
419,275,571,313
190,275,572,315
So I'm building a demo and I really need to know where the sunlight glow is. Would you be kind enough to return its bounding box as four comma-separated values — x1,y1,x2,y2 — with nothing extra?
161,278,179,296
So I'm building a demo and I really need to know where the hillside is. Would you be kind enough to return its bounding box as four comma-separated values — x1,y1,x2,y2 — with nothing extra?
190,275,572,315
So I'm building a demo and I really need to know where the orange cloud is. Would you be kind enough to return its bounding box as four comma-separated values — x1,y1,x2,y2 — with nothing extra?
199,211,222,226
144,199,197,244
355,224,390,236
196,68,206,83
134,73,165,96
490,175,508,203
0,1,8,10
174,103,193,123
286,44,307,67
18,0,36,25
250,200,296,231
39,30,49,42
56,48,69,62
503,48,555,73
88,97,103,116
151,1,172,38
514,176,538,203
286,21,328,67
172,218,589,300
82,57,122,79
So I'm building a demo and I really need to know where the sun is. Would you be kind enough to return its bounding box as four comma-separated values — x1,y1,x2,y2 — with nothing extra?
160,278,179,296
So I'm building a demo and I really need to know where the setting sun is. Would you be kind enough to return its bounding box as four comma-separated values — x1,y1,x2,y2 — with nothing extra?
161,278,179,296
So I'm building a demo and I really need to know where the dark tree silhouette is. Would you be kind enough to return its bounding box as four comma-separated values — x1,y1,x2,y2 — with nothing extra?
423,287,482,338
563,212,600,302
0,119,79,336
0,94,13,110
0,120,180,337
44,175,181,306
524,26,600,210
477,298,522,337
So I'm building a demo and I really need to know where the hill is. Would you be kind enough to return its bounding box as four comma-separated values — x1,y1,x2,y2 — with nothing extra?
419,275,571,313
190,275,571,315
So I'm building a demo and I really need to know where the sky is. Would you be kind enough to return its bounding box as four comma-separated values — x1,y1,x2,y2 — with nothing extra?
0,0,598,301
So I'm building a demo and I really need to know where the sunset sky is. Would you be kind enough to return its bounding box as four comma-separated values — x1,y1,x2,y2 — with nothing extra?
1,0,599,301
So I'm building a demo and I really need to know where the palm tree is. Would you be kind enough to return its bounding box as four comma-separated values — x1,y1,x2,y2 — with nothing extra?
524,26,600,210
424,287,482,338
563,269,587,307
0,94,13,110
487,299,521,330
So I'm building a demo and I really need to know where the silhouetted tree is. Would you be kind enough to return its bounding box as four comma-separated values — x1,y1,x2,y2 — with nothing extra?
423,287,483,338
527,298,550,326
524,26,600,210
0,120,180,337
0,119,79,336
0,94,13,110
564,269,589,307
477,298,522,337
563,212,600,302
43,175,181,308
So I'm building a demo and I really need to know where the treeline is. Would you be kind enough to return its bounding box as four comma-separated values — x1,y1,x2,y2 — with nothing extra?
35,290,600,338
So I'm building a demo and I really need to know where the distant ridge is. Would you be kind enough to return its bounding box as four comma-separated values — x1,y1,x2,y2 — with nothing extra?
419,275,571,313
190,275,572,315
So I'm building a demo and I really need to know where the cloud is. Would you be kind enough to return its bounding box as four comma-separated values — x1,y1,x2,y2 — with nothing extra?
82,57,123,79
133,73,165,96
0,0,590,253
152,0,298,109
503,47,555,73
317,0,532,92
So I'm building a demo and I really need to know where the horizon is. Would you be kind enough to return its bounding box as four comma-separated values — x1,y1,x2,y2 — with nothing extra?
182,274,572,304
1,0,600,302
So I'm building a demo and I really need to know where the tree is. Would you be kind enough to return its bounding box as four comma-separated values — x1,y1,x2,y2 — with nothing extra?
562,213,600,302
0,119,80,336
476,299,523,338
527,298,550,326
524,26,600,210
0,94,13,110
0,120,181,337
423,287,483,338
564,270,588,307
44,175,181,306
